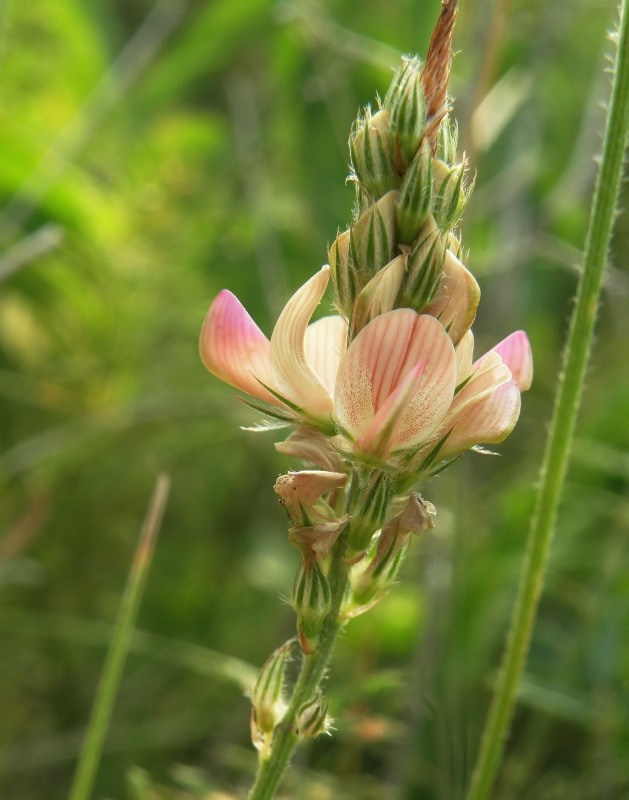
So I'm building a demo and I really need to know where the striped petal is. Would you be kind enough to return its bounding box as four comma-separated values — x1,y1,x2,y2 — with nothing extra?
303,315,348,397
334,310,457,455
423,248,480,344
199,290,277,403
271,266,334,420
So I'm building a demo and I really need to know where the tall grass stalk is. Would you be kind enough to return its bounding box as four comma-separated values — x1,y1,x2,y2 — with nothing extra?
68,474,170,800
467,2,629,798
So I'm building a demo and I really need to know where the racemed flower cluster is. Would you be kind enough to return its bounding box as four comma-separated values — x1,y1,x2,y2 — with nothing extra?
200,266,531,471
199,34,532,752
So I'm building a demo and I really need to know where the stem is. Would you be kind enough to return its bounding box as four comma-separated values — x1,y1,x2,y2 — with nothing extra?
68,475,170,800
467,4,629,799
248,547,348,800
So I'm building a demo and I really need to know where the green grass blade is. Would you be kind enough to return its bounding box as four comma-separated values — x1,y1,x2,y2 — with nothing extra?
68,474,171,800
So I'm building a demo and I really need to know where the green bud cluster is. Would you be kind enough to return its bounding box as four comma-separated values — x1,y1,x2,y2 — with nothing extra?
329,55,474,335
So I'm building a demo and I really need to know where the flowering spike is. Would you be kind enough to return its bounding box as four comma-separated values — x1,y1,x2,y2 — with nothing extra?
396,139,434,244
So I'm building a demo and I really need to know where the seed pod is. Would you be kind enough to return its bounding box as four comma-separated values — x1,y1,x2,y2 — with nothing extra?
295,691,332,738
249,640,292,755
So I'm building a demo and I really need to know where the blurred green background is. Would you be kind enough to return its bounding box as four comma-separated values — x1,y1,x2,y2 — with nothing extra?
1,0,628,798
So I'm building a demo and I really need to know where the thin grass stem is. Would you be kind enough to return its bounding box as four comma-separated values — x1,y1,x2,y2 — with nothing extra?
467,3,629,798
68,474,170,800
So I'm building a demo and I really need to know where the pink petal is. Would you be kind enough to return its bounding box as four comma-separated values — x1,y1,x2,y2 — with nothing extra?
334,310,457,453
423,248,480,344
489,330,533,391
199,290,277,403
270,267,334,419
441,379,521,457
303,315,348,397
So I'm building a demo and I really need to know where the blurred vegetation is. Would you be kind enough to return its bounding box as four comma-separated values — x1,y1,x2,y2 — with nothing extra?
0,0,627,798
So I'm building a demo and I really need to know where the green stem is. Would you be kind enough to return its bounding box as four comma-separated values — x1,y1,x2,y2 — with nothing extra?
467,4,629,800
248,547,348,800
68,475,170,800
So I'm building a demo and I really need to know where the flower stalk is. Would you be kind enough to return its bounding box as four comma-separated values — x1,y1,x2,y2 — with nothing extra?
199,1,535,797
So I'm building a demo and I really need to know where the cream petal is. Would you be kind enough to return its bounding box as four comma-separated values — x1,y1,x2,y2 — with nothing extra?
423,248,480,344
270,267,334,419
450,351,512,417
199,290,277,403
455,330,475,385
489,330,533,391
303,315,348,397
334,310,457,452
441,379,521,457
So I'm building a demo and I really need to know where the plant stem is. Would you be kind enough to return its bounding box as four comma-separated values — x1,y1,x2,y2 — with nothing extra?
467,3,629,799
248,547,348,800
68,474,170,800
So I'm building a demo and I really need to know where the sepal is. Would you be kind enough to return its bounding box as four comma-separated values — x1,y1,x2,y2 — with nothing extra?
249,640,293,757
383,57,427,168
396,139,434,244
292,556,332,654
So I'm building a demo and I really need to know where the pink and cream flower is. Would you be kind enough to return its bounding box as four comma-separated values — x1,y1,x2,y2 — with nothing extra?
199,267,532,466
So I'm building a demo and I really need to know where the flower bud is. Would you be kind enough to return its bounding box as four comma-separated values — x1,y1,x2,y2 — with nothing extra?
249,640,293,755
346,471,393,557
292,556,332,654
349,108,398,198
398,216,446,312
295,691,333,738
432,158,473,233
396,138,434,245
383,57,427,168
351,493,435,604
350,254,406,337
349,190,398,283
